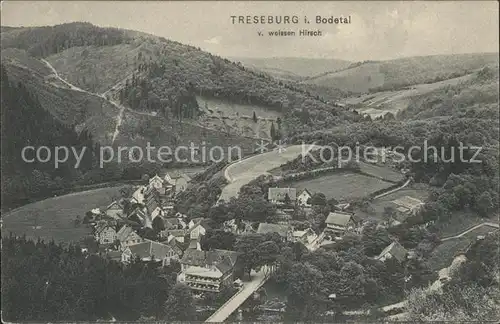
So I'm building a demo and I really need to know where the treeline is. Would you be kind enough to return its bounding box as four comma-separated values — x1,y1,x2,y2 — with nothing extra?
0,65,167,210
1,235,198,322
1,22,128,57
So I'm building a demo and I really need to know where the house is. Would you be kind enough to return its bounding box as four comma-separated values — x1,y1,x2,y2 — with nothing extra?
105,200,124,220
268,188,297,205
148,175,166,195
188,238,202,251
164,171,191,194
127,207,148,227
189,218,212,240
392,196,424,216
376,241,408,263
257,223,293,241
297,189,312,207
324,212,356,236
179,249,242,292
122,239,180,266
116,225,144,248
163,229,187,243
94,222,117,245
292,228,318,245
130,186,146,204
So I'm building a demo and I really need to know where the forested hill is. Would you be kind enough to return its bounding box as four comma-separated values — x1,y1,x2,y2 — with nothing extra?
0,64,97,208
0,22,362,135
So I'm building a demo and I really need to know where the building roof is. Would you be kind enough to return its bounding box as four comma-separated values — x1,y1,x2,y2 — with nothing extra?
325,212,353,226
392,196,424,211
190,218,212,230
95,222,116,235
168,229,187,237
268,188,297,201
185,266,223,279
180,249,241,274
164,171,191,186
106,200,123,211
106,250,122,261
257,223,291,238
116,225,138,242
298,188,312,197
377,241,408,263
129,240,176,260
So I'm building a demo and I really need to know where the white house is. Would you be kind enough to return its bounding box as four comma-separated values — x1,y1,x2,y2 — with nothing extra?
297,189,312,207
164,171,191,194
94,223,117,245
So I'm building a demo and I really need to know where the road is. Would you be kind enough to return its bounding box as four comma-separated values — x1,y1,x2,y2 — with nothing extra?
372,177,411,200
441,222,499,242
217,144,321,204
205,267,269,322
41,59,156,144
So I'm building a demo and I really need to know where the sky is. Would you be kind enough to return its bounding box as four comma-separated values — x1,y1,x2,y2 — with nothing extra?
1,1,498,61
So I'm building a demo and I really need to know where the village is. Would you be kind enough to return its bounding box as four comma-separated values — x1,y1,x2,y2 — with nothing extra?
85,166,429,302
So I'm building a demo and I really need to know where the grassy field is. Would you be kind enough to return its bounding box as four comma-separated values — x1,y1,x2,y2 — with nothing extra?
2,186,130,244
359,162,404,183
289,172,393,201
428,225,496,271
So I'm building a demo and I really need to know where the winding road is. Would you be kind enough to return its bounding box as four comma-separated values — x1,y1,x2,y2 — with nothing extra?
217,144,321,204
41,59,156,144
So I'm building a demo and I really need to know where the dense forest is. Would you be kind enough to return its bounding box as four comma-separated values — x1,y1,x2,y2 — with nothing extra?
1,234,198,322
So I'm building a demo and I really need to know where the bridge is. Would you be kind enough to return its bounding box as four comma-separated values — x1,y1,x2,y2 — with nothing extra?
205,266,271,322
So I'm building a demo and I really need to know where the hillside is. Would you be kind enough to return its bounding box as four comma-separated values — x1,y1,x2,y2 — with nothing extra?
232,57,352,80
1,23,361,145
341,62,499,119
302,53,499,93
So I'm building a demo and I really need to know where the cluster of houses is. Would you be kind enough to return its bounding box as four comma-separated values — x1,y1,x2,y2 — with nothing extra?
264,186,426,265
87,175,426,294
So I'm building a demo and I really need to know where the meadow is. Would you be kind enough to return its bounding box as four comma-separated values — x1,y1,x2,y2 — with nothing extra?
2,185,130,244
289,172,393,201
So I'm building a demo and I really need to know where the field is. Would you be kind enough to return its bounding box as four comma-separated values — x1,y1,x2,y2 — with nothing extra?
427,225,497,271
289,172,393,201
2,186,130,244
359,162,404,183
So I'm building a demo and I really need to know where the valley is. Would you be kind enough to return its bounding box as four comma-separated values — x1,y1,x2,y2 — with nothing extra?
1,18,499,324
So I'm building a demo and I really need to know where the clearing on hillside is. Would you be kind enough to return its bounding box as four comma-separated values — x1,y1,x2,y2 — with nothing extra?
288,172,393,201
2,186,130,244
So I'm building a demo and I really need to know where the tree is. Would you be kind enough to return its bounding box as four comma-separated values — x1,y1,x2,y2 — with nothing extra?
476,191,494,217
200,230,236,251
285,263,329,321
310,193,327,206
163,284,196,321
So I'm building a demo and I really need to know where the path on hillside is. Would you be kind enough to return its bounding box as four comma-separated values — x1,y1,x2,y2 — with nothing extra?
205,267,269,322
372,177,411,200
41,59,155,144
441,222,499,242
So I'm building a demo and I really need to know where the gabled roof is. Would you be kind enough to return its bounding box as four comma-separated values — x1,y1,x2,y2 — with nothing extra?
257,223,292,238
106,200,123,211
190,218,212,230
268,188,297,201
392,196,424,210
377,241,408,263
116,225,139,242
168,229,187,237
95,221,115,235
149,174,164,184
325,212,353,226
180,249,241,274
129,240,175,260
298,188,312,197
